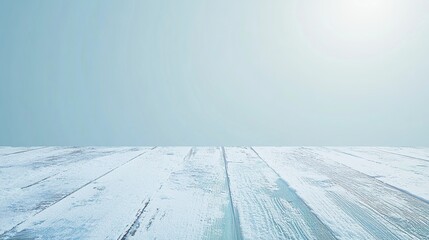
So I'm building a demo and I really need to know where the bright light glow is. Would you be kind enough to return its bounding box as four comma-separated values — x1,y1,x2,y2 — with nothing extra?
297,0,404,58
336,0,393,34
345,0,389,20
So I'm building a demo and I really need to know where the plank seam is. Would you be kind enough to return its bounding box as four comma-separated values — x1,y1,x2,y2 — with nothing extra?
117,147,194,240
249,147,339,239
375,148,429,163
117,199,151,240
221,147,243,240
0,147,157,237
1,147,49,156
21,172,61,189
323,147,429,205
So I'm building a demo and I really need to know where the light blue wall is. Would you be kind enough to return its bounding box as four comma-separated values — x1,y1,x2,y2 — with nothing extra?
1,0,428,146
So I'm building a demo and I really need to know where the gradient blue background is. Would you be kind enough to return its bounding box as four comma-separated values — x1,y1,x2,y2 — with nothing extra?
1,0,428,146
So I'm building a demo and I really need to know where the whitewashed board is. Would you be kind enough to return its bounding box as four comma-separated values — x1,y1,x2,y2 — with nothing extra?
0,147,428,240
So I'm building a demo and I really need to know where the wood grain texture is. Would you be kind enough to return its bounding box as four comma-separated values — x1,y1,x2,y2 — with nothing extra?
0,147,428,240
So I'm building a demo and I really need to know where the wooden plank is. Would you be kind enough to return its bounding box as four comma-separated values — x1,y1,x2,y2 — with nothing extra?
254,147,429,240
1,147,191,239
224,147,336,240
331,147,429,175
0,147,151,235
0,147,77,167
376,147,429,162
327,147,429,200
0,147,128,190
124,147,233,240
1,147,428,239
0,147,46,156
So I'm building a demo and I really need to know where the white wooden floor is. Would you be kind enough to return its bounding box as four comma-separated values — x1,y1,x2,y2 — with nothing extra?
0,147,428,240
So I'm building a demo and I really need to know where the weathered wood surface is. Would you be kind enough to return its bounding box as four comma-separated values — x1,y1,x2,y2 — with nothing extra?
0,147,428,240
